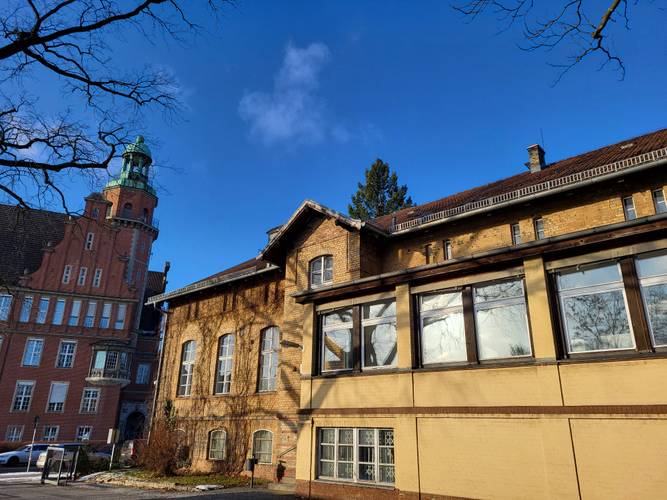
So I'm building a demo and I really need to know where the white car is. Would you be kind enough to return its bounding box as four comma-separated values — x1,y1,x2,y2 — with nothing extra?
0,444,49,467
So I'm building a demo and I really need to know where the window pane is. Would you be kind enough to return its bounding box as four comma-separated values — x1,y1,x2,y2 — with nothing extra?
362,300,396,319
475,304,531,359
323,309,353,326
474,281,523,303
338,462,353,479
379,465,395,484
636,253,667,279
319,461,334,477
363,323,397,368
421,311,466,364
642,283,667,346
358,429,375,445
320,428,335,444
322,329,352,371
358,462,375,481
312,259,322,273
338,445,353,462
562,290,634,352
421,292,462,312
558,264,623,290
338,428,353,444
319,444,334,461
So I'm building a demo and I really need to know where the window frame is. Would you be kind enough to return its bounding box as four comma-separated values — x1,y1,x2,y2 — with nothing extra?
533,217,546,240
85,232,95,250
443,239,453,260
92,268,103,288
135,363,151,385
510,222,521,245
68,299,81,326
114,303,127,330
56,340,77,369
310,255,334,289
62,265,72,284
622,196,637,221
83,301,97,328
177,341,196,397
252,429,273,464
75,425,92,442
22,337,44,367
360,300,398,371
52,298,66,325
652,189,667,214
80,387,100,413
100,303,112,328
214,334,235,395
11,380,35,412
635,251,667,349
320,308,354,374
6,425,24,442
43,426,59,442
317,427,395,486
19,295,33,323
36,297,50,324
0,294,12,321
418,289,467,366
46,381,69,413
258,327,280,392
208,429,227,460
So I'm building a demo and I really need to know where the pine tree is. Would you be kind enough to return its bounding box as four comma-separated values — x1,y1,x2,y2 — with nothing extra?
348,159,414,221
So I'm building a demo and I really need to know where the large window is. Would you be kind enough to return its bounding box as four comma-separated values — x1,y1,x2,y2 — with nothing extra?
68,300,81,326
22,338,44,366
214,335,234,395
115,304,127,329
310,255,333,288
76,426,92,442
361,301,397,369
321,308,353,372
420,291,466,364
100,303,112,328
12,381,34,412
252,430,273,464
318,428,394,485
636,252,667,347
135,363,151,385
80,388,100,413
56,341,77,368
6,425,23,442
473,280,531,360
177,341,196,396
19,296,33,322
622,196,637,220
0,294,12,321
46,382,68,412
208,429,226,460
84,301,97,327
258,327,280,392
36,298,49,324
52,298,66,325
556,262,634,354
43,426,59,442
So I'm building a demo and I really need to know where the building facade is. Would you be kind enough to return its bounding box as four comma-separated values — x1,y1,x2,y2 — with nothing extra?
150,128,667,499
0,136,166,446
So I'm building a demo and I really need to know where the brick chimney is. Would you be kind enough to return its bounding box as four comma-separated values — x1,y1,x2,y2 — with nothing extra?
526,144,546,173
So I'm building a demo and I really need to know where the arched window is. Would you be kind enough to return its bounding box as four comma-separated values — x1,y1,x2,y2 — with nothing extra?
208,429,226,460
310,256,333,288
177,341,196,396
252,430,273,464
258,327,279,392
214,335,235,395
122,202,133,218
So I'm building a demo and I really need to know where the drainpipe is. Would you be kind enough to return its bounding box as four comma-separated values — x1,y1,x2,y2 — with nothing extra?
147,302,169,444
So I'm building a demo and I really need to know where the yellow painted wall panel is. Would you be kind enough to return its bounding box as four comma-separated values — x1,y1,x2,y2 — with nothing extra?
309,373,413,408
413,365,563,407
560,359,667,405
571,419,667,500
417,417,578,500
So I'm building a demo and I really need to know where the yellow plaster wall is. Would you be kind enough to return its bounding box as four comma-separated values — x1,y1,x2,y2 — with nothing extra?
560,358,667,406
571,418,667,500
307,373,413,409
417,417,579,499
413,364,563,407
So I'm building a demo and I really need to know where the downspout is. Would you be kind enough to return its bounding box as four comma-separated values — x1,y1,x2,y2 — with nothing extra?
147,302,169,444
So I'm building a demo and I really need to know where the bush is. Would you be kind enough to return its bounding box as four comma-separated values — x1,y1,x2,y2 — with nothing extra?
137,419,179,476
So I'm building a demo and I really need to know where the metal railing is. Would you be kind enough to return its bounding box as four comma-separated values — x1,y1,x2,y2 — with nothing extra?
88,367,131,381
392,147,667,233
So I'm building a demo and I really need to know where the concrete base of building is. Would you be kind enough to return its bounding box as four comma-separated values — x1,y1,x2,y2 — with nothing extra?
295,479,474,500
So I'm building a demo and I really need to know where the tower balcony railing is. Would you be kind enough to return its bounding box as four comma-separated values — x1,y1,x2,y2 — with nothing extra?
86,348,132,387
107,214,159,229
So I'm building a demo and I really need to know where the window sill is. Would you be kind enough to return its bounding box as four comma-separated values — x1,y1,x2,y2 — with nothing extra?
315,368,400,379
313,478,395,490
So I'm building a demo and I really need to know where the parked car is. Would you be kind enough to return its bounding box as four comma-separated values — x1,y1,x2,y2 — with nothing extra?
35,444,111,470
0,444,49,466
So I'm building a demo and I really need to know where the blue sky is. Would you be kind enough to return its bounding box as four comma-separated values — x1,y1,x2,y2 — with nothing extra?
28,1,667,290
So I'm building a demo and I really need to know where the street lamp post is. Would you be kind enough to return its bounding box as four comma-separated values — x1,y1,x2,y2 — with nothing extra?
26,415,39,472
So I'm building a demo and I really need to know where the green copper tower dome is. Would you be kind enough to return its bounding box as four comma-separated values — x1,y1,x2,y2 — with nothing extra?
105,135,156,195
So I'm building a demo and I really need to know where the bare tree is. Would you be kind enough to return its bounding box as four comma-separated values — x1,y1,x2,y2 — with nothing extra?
0,1,225,212
454,1,646,82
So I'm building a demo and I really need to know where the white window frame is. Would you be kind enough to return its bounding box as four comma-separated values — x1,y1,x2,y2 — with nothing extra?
36,297,50,324
444,239,453,260
534,217,545,239
360,300,397,371
100,303,112,328
135,363,151,385
68,299,81,326
258,327,280,392
43,426,59,442
320,309,354,374
653,189,667,214
114,303,127,329
83,301,97,328
77,267,88,286
56,340,77,368
317,427,395,486
0,294,12,321
19,295,33,323
177,341,196,397
511,223,521,245
6,425,24,442
22,338,44,367
46,382,68,413
12,381,35,412
62,265,72,284
208,429,226,460
85,232,95,250
622,196,637,221
252,429,273,464
52,298,66,325
93,268,103,288
310,255,334,288
80,388,100,413
557,262,635,354
75,425,92,442
214,335,234,395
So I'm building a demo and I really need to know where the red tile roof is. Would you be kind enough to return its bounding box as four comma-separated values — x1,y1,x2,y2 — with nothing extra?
371,128,667,232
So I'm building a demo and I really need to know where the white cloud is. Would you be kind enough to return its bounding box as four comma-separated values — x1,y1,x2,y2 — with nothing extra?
239,42,341,146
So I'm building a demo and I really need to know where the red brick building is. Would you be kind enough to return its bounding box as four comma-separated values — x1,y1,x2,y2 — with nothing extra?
0,136,166,445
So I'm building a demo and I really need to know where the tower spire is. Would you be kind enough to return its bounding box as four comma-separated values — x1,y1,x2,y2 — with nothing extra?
105,136,155,195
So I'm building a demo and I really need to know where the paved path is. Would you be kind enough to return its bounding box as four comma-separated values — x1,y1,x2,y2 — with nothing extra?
0,471,41,483
0,482,294,499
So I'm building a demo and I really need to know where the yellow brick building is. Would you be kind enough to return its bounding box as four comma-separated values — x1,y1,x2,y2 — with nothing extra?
149,128,667,498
